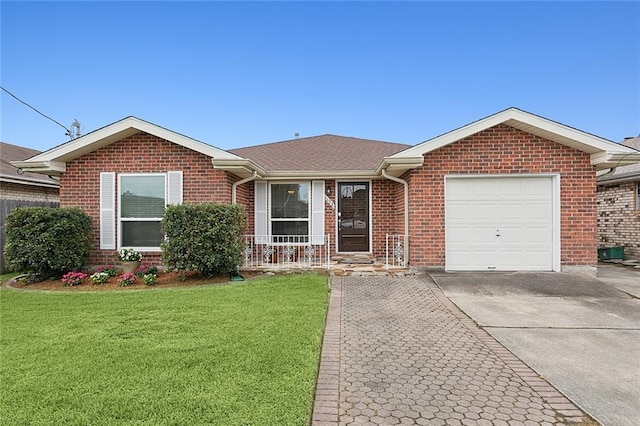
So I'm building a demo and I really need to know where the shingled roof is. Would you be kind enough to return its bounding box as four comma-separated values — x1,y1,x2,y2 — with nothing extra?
1,142,59,187
229,134,411,172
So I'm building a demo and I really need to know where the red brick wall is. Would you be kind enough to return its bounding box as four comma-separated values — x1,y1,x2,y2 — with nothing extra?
60,131,234,266
371,179,403,258
406,124,597,269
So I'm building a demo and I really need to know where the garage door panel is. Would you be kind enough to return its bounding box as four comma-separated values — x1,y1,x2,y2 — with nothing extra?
445,176,555,271
446,180,474,199
473,227,498,243
498,203,526,221
523,178,553,199
526,203,553,221
498,179,524,197
473,204,499,220
496,227,523,243
525,227,552,243
475,179,501,197
446,202,473,220
447,226,473,243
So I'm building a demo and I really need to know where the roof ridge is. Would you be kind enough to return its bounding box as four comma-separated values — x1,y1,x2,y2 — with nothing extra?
230,133,410,151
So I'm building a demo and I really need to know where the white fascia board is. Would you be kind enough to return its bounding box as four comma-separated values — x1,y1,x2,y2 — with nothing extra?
375,156,424,176
23,116,242,164
264,170,379,180
591,151,640,169
213,158,382,179
212,158,266,176
9,160,66,176
392,108,634,158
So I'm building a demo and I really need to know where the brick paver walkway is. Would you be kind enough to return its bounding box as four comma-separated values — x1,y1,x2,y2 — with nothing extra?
312,275,596,425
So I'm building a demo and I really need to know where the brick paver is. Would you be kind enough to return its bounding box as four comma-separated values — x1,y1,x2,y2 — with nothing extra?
312,275,596,425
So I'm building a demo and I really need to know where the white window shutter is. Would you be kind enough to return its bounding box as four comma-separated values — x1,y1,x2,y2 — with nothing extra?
254,181,268,244
100,172,116,249
311,180,325,245
167,171,183,205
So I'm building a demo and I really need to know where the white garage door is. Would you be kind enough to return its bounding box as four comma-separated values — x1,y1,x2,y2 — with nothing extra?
445,176,555,271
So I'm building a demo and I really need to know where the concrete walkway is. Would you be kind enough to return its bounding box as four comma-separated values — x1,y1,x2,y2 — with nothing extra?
312,275,595,425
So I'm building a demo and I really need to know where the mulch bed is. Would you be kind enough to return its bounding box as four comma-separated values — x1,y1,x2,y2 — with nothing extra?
6,271,264,292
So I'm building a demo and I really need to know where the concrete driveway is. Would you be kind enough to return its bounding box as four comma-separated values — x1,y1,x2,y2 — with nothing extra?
431,264,640,426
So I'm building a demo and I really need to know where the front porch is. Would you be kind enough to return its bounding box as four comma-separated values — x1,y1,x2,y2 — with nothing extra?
239,234,412,276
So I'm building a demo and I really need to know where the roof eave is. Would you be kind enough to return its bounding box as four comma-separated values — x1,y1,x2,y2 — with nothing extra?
211,158,267,179
9,160,66,176
0,174,60,188
376,156,424,177
264,170,379,180
597,173,640,185
591,152,640,170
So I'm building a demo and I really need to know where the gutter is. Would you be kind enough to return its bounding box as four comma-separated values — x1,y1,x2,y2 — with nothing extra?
381,168,409,266
231,171,258,204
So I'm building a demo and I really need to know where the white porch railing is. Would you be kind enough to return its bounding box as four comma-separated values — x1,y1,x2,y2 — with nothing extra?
386,234,409,269
241,235,331,269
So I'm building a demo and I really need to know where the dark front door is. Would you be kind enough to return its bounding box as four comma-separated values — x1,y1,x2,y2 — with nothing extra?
338,182,370,252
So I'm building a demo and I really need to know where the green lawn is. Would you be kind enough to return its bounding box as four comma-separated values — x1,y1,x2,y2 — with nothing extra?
0,273,329,425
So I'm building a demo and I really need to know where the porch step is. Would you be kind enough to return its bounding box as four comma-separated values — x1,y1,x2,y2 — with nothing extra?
335,255,376,265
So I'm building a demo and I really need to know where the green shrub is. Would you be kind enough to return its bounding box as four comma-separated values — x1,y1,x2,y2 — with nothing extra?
143,273,157,286
118,273,136,287
162,203,246,276
4,207,93,280
90,271,110,285
135,263,158,277
96,265,118,277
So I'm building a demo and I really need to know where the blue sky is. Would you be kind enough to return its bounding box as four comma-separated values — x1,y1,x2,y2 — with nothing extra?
1,1,639,152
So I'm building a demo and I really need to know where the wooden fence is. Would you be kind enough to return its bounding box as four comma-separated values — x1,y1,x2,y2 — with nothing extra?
0,199,59,274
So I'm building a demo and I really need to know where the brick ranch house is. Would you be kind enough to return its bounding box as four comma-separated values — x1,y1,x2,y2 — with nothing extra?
13,108,640,274
597,135,640,258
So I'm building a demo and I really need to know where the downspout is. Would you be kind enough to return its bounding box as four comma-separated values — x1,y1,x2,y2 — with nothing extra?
381,169,409,266
231,171,258,204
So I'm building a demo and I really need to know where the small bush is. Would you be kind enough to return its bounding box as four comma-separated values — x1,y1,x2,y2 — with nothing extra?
96,266,118,277
61,272,87,287
90,272,110,285
135,264,158,277
143,274,157,286
162,203,246,276
4,207,92,279
118,273,136,287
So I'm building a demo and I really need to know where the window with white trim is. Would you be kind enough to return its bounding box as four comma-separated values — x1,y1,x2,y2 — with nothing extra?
637,182,640,211
270,182,310,242
119,174,166,250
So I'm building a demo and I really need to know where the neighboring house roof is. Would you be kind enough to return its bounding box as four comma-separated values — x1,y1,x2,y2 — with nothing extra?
229,134,410,176
597,135,640,184
388,107,640,171
0,142,59,188
11,116,242,176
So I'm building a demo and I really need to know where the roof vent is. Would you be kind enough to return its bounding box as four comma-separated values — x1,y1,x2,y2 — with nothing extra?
294,132,299,139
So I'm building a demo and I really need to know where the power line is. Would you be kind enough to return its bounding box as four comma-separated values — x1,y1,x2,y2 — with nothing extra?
1,86,71,134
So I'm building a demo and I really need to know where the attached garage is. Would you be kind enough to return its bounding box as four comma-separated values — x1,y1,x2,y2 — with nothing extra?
445,175,560,272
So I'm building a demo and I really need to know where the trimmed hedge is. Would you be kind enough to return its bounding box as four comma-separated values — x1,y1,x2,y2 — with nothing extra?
4,207,93,279
162,203,246,276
